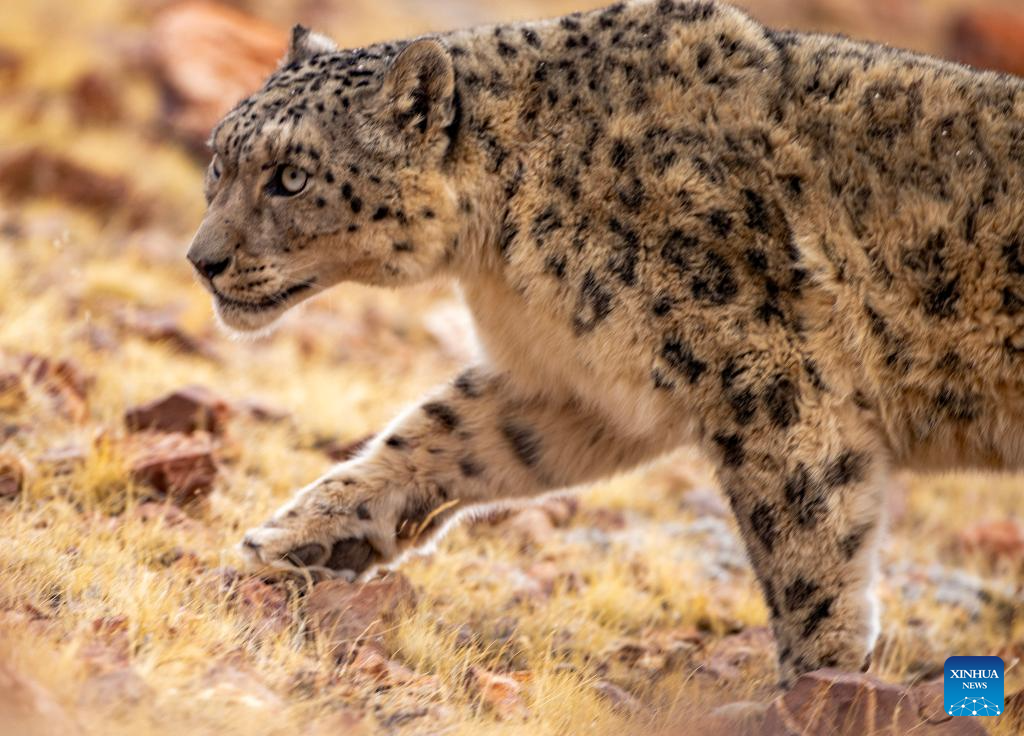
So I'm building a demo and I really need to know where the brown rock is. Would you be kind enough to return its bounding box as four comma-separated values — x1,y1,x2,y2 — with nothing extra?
0,149,152,227
125,431,218,503
760,669,987,736
0,661,83,736
0,371,26,412
950,9,1024,78
125,385,231,436
147,1,287,149
0,47,22,87
471,667,530,721
349,640,427,687
19,354,92,423
232,576,292,633
0,452,27,499
69,71,123,126
305,573,416,659
958,519,1024,563
21,354,90,401
911,677,948,724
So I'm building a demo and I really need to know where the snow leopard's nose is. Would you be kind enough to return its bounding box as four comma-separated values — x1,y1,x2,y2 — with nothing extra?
188,252,232,280
187,215,238,281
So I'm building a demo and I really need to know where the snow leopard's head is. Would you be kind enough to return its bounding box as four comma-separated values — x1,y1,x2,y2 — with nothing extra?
187,27,460,332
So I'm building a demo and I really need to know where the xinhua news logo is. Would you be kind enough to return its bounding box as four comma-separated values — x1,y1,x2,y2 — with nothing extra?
944,656,1004,717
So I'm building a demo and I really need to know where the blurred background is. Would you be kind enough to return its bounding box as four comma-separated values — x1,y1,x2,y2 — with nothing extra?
0,1,1023,735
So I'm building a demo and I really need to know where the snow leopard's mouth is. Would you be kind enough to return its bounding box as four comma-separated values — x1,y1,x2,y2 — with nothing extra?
212,281,315,314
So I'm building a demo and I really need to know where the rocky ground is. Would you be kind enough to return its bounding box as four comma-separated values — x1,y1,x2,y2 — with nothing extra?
0,0,1023,734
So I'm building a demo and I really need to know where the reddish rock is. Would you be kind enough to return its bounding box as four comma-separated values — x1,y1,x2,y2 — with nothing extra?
231,576,292,634
0,453,27,499
0,371,26,411
125,431,218,503
911,677,947,723
0,148,152,227
68,71,123,125
305,573,416,660
950,9,1024,78
21,354,90,402
19,354,92,423
147,1,287,149
958,519,1024,564
760,669,987,736
471,667,530,721
125,386,231,436
0,47,22,86
349,640,427,687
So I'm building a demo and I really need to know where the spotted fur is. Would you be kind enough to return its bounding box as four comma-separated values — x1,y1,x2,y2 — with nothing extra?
189,0,1024,685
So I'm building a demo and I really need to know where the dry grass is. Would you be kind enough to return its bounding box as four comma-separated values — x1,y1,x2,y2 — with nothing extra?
0,0,1022,734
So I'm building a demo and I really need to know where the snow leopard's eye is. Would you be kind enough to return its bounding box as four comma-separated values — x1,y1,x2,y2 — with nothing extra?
210,156,222,181
268,165,309,196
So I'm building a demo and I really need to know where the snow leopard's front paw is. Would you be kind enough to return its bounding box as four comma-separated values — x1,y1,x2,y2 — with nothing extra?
239,473,399,580
774,590,878,688
239,471,457,579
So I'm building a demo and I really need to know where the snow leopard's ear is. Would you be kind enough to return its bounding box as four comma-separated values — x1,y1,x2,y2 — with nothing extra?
283,25,336,65
380,39,456,140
